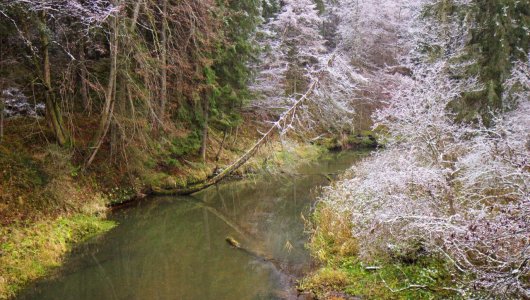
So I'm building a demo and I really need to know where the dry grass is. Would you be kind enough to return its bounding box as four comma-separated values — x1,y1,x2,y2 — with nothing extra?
308,203,359,263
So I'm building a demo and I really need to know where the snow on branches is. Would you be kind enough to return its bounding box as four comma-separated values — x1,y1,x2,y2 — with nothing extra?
320,0,530,297
250,0,375,135
1,0,116,25
333,0,423,68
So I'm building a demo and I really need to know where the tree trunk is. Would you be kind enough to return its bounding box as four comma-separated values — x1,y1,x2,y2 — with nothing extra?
0,39,3,144
40,11,69,146
111,72,126,163
86,7,119,167
200,96,209,162
215,130,227,162
130,0,143,31
0,94,4,145
79,42,90,113
159,0,168,126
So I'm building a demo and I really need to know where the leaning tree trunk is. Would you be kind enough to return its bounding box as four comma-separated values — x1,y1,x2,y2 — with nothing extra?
86,7,119,168
40,11,69,146
152,81,318,196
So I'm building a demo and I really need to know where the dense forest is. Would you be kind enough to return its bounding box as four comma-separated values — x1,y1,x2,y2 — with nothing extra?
0,0,529,299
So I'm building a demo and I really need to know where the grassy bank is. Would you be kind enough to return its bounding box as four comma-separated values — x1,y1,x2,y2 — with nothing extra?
0,215,116,299
300,204,459,300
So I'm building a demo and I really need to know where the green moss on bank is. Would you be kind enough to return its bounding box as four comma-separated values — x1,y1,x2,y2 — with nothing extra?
319,131,378,151
0,215,116,299
146,137,328,194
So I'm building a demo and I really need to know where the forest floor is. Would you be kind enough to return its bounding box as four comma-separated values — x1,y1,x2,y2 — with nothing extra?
0,113,376,299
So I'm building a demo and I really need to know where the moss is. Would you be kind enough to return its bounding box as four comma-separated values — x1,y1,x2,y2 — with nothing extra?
293,143,326,161
185,170,209,185
300,267,349,293
260,142,327,174
320,137,342,150
0,214,116,299
169,132,202,157
142,172,161,187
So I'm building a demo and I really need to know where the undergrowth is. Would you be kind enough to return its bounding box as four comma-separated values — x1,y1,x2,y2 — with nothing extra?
302,203,460,299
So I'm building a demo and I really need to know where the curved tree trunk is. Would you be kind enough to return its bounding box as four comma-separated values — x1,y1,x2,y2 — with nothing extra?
86,6,119,168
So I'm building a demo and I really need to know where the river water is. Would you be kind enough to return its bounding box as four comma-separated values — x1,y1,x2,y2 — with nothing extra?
18,151,366,300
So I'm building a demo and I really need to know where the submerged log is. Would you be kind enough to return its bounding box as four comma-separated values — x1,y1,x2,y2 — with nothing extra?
224,236,274,264
225,236,241,248
152,81,318,196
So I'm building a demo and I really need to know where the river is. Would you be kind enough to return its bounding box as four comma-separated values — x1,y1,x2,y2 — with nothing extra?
18,151,366,300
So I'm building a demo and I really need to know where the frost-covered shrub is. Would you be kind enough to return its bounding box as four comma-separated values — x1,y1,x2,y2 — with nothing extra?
322,82,529,298
319,0,530,297
1,88,45,118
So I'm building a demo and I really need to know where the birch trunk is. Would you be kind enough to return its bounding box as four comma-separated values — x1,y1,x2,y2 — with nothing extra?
153,81,317,195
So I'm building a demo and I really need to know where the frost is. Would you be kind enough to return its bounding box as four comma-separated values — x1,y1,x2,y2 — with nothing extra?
1,88,45,118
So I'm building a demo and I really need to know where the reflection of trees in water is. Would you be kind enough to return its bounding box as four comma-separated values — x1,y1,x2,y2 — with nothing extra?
201,173,327,271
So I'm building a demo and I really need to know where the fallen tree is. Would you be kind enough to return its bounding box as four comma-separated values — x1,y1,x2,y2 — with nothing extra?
152,80,318,196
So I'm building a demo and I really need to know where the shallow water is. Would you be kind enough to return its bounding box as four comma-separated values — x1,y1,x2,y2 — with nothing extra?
18,151,366,300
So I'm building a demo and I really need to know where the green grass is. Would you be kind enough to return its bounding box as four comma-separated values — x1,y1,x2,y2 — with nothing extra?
301,256,460,299
0,214,116,299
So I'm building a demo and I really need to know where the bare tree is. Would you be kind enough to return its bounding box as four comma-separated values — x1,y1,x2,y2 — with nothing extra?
86,0,120,167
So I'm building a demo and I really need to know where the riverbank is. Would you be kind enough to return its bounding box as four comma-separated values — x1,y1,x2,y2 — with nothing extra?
0,114,377,299
299,203,457,300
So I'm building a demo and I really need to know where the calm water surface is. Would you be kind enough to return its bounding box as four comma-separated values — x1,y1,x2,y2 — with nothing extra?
18,151,366,300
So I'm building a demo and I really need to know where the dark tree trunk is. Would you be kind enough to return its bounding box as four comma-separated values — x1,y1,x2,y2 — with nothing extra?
79,42,90,113
0,95,4,145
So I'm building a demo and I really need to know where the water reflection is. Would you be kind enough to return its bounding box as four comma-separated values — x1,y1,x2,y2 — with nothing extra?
18,151,366,300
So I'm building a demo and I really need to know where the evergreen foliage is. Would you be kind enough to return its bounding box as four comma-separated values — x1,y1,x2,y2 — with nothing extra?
454,0,529,122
